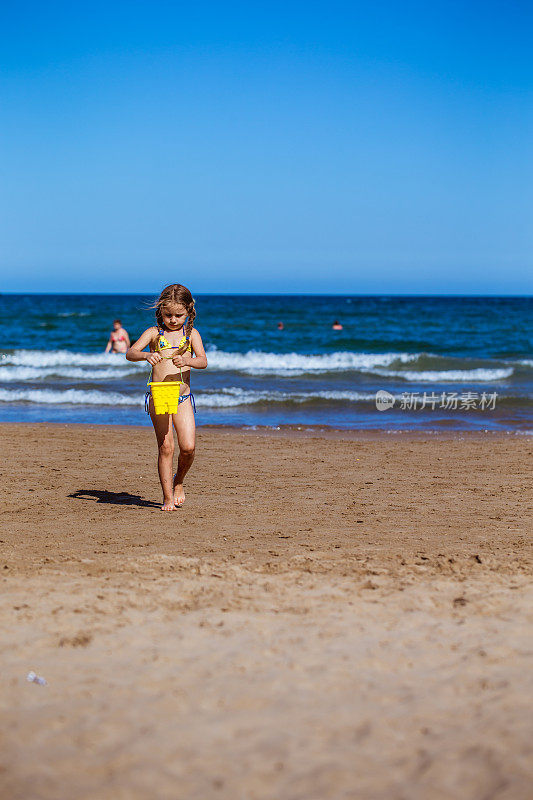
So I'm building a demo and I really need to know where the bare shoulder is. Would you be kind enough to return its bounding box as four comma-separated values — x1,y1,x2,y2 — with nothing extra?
147,325,160,344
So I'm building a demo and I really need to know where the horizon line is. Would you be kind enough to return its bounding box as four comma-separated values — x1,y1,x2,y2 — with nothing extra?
1,291,532,298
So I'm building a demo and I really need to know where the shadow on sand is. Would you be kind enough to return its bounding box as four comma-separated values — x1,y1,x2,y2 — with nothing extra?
69,489,161,509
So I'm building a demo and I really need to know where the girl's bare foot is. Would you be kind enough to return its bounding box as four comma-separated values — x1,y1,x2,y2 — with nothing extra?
161,496,175,511
173,476,185,507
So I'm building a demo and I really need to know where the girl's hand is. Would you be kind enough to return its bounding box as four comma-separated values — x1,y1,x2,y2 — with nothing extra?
172,353,191,367
146,352,162,366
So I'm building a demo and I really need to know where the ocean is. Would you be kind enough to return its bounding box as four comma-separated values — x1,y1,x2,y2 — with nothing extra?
0,294,531,433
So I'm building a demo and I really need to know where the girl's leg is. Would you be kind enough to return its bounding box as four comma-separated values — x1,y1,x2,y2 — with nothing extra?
172,396,196,507
149,398,176,511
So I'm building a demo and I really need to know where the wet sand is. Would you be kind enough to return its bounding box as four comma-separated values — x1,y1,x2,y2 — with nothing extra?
1,423,532,799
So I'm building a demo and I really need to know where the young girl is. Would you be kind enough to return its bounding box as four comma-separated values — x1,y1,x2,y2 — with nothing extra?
126,284,207,510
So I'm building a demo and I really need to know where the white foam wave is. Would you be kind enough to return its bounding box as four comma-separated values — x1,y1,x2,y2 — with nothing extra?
370,367,513,382
0,349,522,383
0,383,527,410
198,388,377,408
0,366,138,382
1,348,418,377
205,348,417,374
0,386,376,409
0,388,139,406
0,350,140,368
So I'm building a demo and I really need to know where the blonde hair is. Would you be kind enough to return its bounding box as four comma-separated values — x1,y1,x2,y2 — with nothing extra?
152,284,196,338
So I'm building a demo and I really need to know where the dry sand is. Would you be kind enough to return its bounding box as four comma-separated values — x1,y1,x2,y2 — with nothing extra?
1,423,532,800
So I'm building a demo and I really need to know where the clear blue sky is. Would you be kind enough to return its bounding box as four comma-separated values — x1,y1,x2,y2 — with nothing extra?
1,1,531,294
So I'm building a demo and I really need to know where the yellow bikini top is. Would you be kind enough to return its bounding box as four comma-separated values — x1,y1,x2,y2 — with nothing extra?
155,326,192,358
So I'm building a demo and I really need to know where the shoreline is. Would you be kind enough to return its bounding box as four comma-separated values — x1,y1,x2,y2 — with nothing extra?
1,418,531,437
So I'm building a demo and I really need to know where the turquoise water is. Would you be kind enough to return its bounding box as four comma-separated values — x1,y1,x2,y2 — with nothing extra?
0,294,531,432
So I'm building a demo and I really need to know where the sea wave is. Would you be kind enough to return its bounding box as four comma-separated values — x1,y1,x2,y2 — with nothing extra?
0,366,140,382
0,350,136,368
198,388,378,407
0,348,528,381
0,347,423,378
2,347,416,374
369,367,514,382
0,384,528,409
205,348,417,374
0,388,139,406
0,386,376,408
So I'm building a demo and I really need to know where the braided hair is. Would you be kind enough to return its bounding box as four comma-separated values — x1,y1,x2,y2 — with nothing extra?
153,284,196,342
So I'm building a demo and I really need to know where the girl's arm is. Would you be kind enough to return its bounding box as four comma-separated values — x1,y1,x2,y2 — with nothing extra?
126,327,162,366
124,330,131,348
172,329,208,370
104,336,112,353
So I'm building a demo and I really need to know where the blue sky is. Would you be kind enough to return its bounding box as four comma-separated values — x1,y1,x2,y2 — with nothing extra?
1,1,531,294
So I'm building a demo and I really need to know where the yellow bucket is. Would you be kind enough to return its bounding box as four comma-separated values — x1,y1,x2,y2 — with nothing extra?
149,381,180,415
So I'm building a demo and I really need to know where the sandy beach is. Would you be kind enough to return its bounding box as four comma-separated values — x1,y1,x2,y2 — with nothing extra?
1,423,531,799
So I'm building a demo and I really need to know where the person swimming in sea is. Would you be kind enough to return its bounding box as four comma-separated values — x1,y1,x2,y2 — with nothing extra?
105,319,131,353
